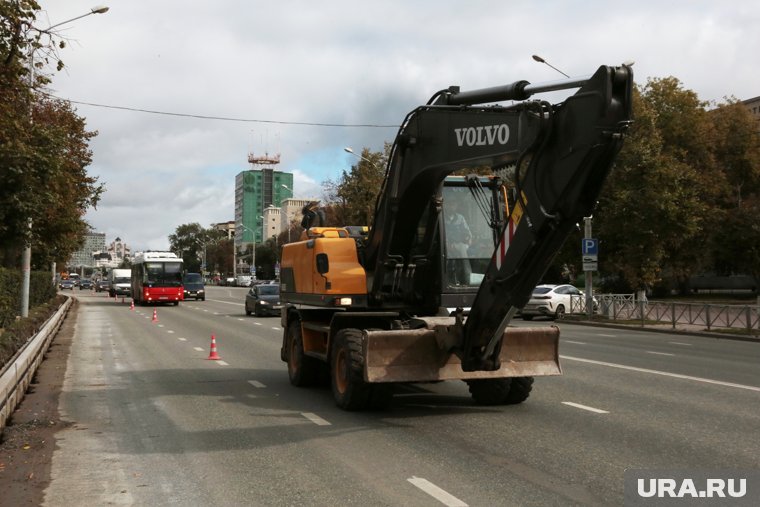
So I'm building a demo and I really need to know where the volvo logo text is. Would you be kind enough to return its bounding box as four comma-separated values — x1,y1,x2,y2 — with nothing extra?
454,124,510,147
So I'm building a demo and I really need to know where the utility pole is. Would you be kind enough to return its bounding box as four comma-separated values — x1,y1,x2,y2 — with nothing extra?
584,217,594,319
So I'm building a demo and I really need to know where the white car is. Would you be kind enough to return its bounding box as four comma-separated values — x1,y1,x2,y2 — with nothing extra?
520,284,596,320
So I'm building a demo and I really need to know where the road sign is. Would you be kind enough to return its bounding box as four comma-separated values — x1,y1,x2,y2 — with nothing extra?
583,261,598,272
582,238,599,256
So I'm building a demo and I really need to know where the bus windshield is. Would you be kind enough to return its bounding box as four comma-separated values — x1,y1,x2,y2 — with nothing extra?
144,262,183,287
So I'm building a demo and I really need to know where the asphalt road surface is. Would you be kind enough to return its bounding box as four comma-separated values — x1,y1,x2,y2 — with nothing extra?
27,287,760,505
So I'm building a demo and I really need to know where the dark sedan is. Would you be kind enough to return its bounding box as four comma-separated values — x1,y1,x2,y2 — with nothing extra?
95,279,111,293
245,283,281,317
58,279,75,290
79,278,93,290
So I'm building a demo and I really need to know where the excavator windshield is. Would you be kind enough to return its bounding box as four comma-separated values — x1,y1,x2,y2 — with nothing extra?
442,182,503,289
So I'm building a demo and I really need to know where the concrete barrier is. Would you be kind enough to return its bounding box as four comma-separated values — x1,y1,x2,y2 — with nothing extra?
0,297,72,433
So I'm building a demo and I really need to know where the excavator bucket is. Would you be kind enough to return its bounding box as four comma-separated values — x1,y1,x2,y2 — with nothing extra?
363,326,561,383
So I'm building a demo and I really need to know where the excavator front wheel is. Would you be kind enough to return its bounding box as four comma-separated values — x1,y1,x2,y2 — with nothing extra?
331,328,371,410
287,319,319,387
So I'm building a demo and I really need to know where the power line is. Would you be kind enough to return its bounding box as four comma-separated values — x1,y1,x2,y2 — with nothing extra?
42,93,399,128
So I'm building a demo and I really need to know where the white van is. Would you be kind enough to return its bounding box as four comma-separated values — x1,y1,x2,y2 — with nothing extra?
109,268,132,297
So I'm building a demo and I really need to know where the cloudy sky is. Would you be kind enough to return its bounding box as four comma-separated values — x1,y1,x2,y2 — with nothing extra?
37,1,760,251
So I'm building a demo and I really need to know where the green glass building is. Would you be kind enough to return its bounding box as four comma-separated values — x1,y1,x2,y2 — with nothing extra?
234,167,293,247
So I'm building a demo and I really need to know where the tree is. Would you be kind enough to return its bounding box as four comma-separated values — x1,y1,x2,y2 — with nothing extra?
169,224,224,273
325,143,389,226
1,2,102,269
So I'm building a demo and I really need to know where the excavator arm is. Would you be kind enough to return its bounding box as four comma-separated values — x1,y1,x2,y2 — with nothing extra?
363,65,633,370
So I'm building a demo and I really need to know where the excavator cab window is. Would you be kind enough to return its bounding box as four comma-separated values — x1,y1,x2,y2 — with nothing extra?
442,183,502,289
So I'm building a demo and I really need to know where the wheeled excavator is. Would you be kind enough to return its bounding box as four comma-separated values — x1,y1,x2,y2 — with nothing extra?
279,64,633,410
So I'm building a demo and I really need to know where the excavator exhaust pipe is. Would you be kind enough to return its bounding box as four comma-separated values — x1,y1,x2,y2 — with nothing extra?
363,326,561,383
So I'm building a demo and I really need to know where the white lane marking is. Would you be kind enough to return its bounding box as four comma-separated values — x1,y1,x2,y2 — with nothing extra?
193,347,204,352
301,412,331,426
271,327,280,331
669,341,692,346
407,477,468,507
598,333,616,337
248,380,266,388
254,322,262,326
178,337,187,341
167,330,174,334
646,351,675,357
237,318,244,321
564,340,587,345
157,324,164,328
561,355,760,392
215,360,229,366
562,401,609,414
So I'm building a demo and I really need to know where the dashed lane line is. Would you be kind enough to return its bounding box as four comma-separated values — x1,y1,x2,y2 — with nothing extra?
407,477,468,507
301,412,331,426
562,401,609,414
646,351,675,357
248,380,266,388
564,340,587,345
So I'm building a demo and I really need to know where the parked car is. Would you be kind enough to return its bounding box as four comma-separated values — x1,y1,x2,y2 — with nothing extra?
182,273,206,301
95,279,111,293
236,275,252,287
245,283,281,316
79,278,93,290
520,284,597,320
58,279,75,290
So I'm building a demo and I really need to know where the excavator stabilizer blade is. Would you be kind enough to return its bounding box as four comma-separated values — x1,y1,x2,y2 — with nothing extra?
364,326,561,383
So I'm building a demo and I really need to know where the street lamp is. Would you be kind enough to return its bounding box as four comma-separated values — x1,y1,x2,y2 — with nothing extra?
21,5,109,318
531,54,570,78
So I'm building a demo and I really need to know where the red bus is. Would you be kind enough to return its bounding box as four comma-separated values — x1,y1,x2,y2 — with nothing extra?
131,251,184,305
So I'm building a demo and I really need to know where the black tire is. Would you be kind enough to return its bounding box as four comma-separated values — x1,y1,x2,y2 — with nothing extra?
245,305,252,316
504,376,534,405
466,378,512,405
287,319,320,387
554,305,565,320
521,315,534,321
331,328,371,410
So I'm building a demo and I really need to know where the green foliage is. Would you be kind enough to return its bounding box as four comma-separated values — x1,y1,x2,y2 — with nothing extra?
323,143,390,226
169,224,226,273
1,3,102,269
0,266,57,328
0,293,65,369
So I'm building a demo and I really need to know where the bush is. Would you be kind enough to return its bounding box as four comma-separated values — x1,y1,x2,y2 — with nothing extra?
0,268,57,328
0,295,66,368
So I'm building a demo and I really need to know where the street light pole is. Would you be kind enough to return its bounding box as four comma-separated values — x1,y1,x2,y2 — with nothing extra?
20,5,109,318
531,54,570,78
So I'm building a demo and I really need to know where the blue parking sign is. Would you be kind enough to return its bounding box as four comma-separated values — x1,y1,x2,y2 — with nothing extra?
582,238,598,256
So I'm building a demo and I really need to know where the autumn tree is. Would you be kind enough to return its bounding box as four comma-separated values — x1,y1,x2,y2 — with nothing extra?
1,1,103,269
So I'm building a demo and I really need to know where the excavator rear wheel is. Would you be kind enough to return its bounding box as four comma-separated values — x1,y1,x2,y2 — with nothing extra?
331,328,371,410
287,319,319,387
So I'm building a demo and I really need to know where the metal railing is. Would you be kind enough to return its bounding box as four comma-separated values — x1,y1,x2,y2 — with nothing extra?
572,294,760,334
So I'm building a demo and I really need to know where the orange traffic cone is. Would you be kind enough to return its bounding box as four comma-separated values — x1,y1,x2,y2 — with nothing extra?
152,308,158,323
130,300,134,311
207,334,221,360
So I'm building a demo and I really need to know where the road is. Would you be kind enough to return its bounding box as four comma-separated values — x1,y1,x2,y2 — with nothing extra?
40,287,760,506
